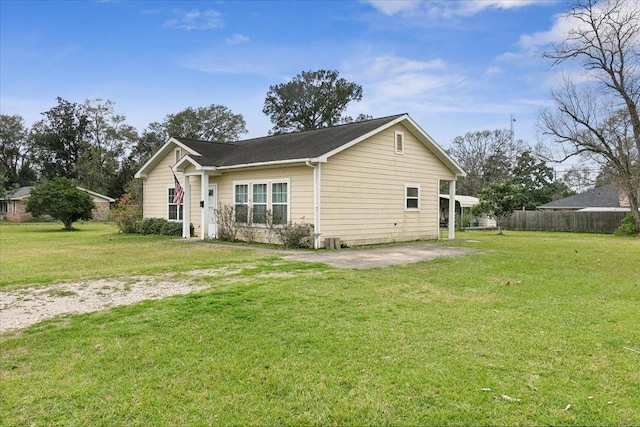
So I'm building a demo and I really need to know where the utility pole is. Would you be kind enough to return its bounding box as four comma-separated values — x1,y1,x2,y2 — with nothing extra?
510,114,516,143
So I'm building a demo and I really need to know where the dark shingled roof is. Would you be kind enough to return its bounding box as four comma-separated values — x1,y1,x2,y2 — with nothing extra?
174,114,405,167
538,184,621,209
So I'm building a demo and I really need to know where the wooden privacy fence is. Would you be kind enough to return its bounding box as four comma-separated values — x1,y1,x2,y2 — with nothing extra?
504,210,627,234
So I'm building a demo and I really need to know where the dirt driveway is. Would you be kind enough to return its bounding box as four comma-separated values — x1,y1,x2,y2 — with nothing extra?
285,242,481,269
1,242,480,333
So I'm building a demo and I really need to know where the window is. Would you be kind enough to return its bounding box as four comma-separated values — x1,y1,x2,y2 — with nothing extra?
252,183,267,224
174,148,181,164
168,188,183,220
271,182,288,224
395,131,404,154
405,184,420,210
235,184,249,223
233,180,289,225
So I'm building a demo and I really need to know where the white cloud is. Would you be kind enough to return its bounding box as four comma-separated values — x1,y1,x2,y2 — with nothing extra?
226,33,250,45
363,0,547,18
344,53,466,115
369,55,446,75
362,0,422,16
164,9,223,30
484,65,502,76
459,0,543,15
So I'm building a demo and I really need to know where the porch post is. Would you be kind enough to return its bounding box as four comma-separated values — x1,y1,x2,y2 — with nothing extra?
182,175,191,238
448,179,456,240
201,172,207,239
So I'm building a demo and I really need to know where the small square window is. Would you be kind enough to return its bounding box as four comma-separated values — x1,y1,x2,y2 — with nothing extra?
405,184,420,210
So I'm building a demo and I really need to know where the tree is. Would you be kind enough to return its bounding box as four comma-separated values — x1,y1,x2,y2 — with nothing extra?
77,99,139,196
472,182,523,234
512,151,557,209
560,164,596,193
263,69,364,134
31,97,89,180
447,129,527,196
163,104,247,142
0,114,36,189
539,0,640,230
26,177,95,230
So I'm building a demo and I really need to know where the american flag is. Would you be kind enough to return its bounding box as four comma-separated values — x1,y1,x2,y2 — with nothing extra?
173,173,184,206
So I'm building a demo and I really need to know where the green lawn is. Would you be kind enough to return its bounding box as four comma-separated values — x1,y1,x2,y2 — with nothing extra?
1,222,639,426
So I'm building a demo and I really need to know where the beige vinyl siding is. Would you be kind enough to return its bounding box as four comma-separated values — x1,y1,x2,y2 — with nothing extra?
321,123,455,246
210,165,314,242
142,147,202,232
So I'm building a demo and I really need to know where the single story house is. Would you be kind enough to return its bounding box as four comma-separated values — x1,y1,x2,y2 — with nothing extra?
538,184,632,212
135,114,466,248
0,186,115,222
439,194,496,228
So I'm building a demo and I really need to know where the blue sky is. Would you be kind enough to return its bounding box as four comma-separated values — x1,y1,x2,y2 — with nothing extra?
1,0,573,153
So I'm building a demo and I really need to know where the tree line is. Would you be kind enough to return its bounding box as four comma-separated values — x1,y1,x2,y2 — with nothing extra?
0,69,366,200
2,0,638,232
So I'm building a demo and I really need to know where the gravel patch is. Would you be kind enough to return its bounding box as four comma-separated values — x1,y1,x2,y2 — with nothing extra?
0,275,209,333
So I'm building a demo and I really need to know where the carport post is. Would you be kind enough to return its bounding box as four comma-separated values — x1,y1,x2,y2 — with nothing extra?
448,180,456,239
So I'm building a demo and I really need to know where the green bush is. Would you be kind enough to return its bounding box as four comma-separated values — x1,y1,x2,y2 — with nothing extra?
160,221,182,236
614,213,639,236
109,194,142,234
275,221,314,249
139,218,166,235
139,218,193,237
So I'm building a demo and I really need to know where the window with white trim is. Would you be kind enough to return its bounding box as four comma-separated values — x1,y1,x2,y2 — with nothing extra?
395,131,404,154
168,188,183,220
233,180,289,225
271,182,288,224
174,148,181,164
252,183,267,224
405,184,420,211
235,184,249,223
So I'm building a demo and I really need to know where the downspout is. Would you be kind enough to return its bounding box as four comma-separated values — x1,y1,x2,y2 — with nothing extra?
306,161,321,249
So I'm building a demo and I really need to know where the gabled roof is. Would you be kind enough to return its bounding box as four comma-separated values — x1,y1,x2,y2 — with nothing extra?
4,186,32,200
538,185,621,209
135,114,466,178
4,186,115,202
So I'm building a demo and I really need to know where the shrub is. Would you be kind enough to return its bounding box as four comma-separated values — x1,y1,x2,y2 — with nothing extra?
109,194,142,234
139,218,193,236
275,221,314,249
139,218,166,235
160,221,183,236
614,213,639,236
238,222,258,243
215,204,238,242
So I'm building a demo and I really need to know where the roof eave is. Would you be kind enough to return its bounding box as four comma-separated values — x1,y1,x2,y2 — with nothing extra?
134,137,202,178
216,158,319,171
401,115,466,177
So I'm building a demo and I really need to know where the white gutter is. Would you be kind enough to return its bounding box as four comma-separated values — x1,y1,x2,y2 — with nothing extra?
305,161,321,249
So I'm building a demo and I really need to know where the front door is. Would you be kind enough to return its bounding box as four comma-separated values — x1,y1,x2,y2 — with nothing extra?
207,184,217,238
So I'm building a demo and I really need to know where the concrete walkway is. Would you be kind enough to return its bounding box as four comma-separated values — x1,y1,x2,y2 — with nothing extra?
285,243,481,269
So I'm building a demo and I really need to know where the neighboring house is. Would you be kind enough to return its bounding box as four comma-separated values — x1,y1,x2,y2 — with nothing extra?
135,114,466,248
439,194,497,228
538,184,631,212
0,186,115,222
